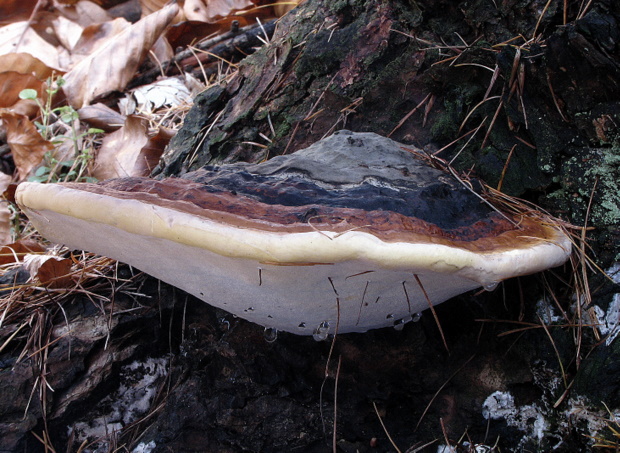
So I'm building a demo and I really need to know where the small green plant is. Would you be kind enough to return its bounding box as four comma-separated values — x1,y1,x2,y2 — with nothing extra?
19,77,102,183
29,148,97,183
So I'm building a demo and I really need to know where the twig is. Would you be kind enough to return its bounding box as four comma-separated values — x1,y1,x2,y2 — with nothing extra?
415,354,476,431
532,0,554,39
333,355,342,453
414,274,449,352
388,93,432,137
128,20,277,89
497,144,516,192
373,401,403,453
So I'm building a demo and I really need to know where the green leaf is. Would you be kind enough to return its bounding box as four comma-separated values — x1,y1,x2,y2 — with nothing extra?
19,89,38,100
57,106,78,123
34,166,50,177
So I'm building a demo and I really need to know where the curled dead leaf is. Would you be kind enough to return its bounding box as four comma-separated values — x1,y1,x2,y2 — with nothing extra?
78,103,126,132
23,254,73,288
0,0,39,26
0,22,64,70
0,53,56,114
0,239,45,265
62,2,179,108
0,172,13,245
0,111,54,180
94,115,171,179
184,0,254,23
0,53,57,80
0,72,43,112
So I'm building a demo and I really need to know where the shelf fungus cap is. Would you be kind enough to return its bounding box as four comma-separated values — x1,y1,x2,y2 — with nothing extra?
15,130,571,335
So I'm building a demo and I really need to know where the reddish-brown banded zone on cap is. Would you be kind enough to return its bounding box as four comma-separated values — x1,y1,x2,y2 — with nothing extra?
61,178,560,253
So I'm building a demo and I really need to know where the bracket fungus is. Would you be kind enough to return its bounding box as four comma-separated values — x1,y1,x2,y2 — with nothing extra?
15,131,571,336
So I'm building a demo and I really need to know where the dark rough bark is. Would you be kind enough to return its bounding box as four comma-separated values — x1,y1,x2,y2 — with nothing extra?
3,0,620,452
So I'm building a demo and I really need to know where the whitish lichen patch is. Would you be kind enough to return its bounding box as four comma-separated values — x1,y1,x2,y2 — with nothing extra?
68,357,168,452
132,441,157,453
536,298,564,324
580,263,620,346
482,391,548,446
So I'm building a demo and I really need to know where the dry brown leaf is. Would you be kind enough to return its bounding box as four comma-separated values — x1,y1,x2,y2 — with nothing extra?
0,72,44,109
0,0,40,26
0,239,45,265
184,0,254,22
0,172,13,245
0,22,63,70
140,0,184,21
70,18,130,63
62,2,179,108
78,103,126,131
138,126,174,174
93,115,150,179
55,1,114,27
94,115,172,179
150,34,174,67
52,15,85,52
0,53,55,114
24,254,74,288
0,52,56,80
0,111,54,180
8,99,39,118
